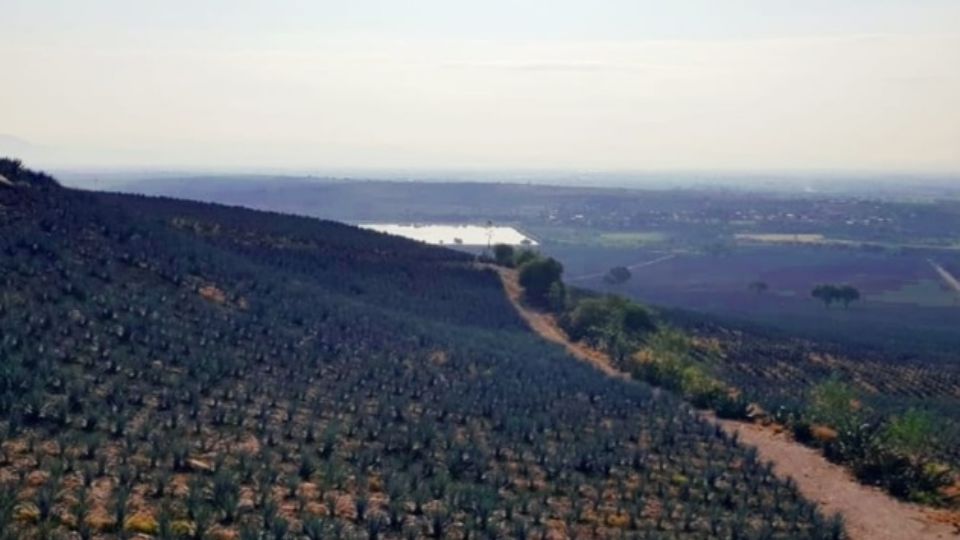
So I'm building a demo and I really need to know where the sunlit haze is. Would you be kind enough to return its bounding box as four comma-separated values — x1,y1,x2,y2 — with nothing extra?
3,1,959,174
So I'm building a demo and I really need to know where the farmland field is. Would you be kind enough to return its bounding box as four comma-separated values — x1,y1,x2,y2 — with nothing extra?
871,279,958,307
544,242,960,356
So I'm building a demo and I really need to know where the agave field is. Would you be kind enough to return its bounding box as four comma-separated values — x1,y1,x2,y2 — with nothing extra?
676,315,960,466
637,309,960,504
0,161,842,538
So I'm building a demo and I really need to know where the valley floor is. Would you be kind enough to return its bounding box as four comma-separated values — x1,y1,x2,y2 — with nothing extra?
489,265,960,540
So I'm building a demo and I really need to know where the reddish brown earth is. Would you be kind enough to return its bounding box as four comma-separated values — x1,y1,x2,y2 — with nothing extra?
489,265,960,540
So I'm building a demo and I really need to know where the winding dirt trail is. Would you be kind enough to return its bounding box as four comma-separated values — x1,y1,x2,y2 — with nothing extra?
492,264,626,379
487,265,960,540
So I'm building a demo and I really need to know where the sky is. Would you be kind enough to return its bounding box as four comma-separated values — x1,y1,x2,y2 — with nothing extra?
2,0,959,174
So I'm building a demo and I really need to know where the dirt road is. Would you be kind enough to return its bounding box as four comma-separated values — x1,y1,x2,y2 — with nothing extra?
930,259,960,298
488,265,960,540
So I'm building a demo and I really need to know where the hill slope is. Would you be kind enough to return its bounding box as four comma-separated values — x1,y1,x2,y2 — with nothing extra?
0,160,838,538
491,265,959,539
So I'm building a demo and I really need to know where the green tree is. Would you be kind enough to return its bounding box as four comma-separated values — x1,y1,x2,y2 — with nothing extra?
811,284,861,308
811,284,840,307
621,301,656,335
748,281,769,294
603,266,631,285
563,295,655,360
546,281,567,313
513,248,538,267
564,297,611,342
837,285,861,308
492,244,515,267
518,257,563,306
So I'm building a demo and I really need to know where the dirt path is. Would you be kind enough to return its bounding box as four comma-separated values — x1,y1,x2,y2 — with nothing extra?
487,265,960,540
492,265,627,379
711,415,958,540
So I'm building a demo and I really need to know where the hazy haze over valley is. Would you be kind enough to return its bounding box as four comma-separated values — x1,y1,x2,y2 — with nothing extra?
3,0,960,176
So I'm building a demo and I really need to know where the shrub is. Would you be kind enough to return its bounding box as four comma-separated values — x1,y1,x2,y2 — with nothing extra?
879,408,940,458
714,394,750,420
808,378,859,430
513,248,538,267
563,295,655,357
492,244,515,267
629,329,737,413
546,281,567,313
517,257,563,306
852,446,953,501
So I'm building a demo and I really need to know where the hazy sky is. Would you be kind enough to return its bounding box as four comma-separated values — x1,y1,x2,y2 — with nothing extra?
3,1,959,173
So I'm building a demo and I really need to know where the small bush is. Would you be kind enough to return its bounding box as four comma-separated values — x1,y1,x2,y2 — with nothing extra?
492,244,515,267
518,257,563,307
808,378,859,430
879,408,940,457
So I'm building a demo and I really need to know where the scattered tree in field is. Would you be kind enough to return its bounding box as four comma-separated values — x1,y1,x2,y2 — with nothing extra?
811,284,861,308
603,266,632,285
811,284,835,307
837,285,861,308
748,281,769,294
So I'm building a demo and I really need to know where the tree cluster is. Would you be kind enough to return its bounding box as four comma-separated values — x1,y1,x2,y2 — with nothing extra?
811,284,861,308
